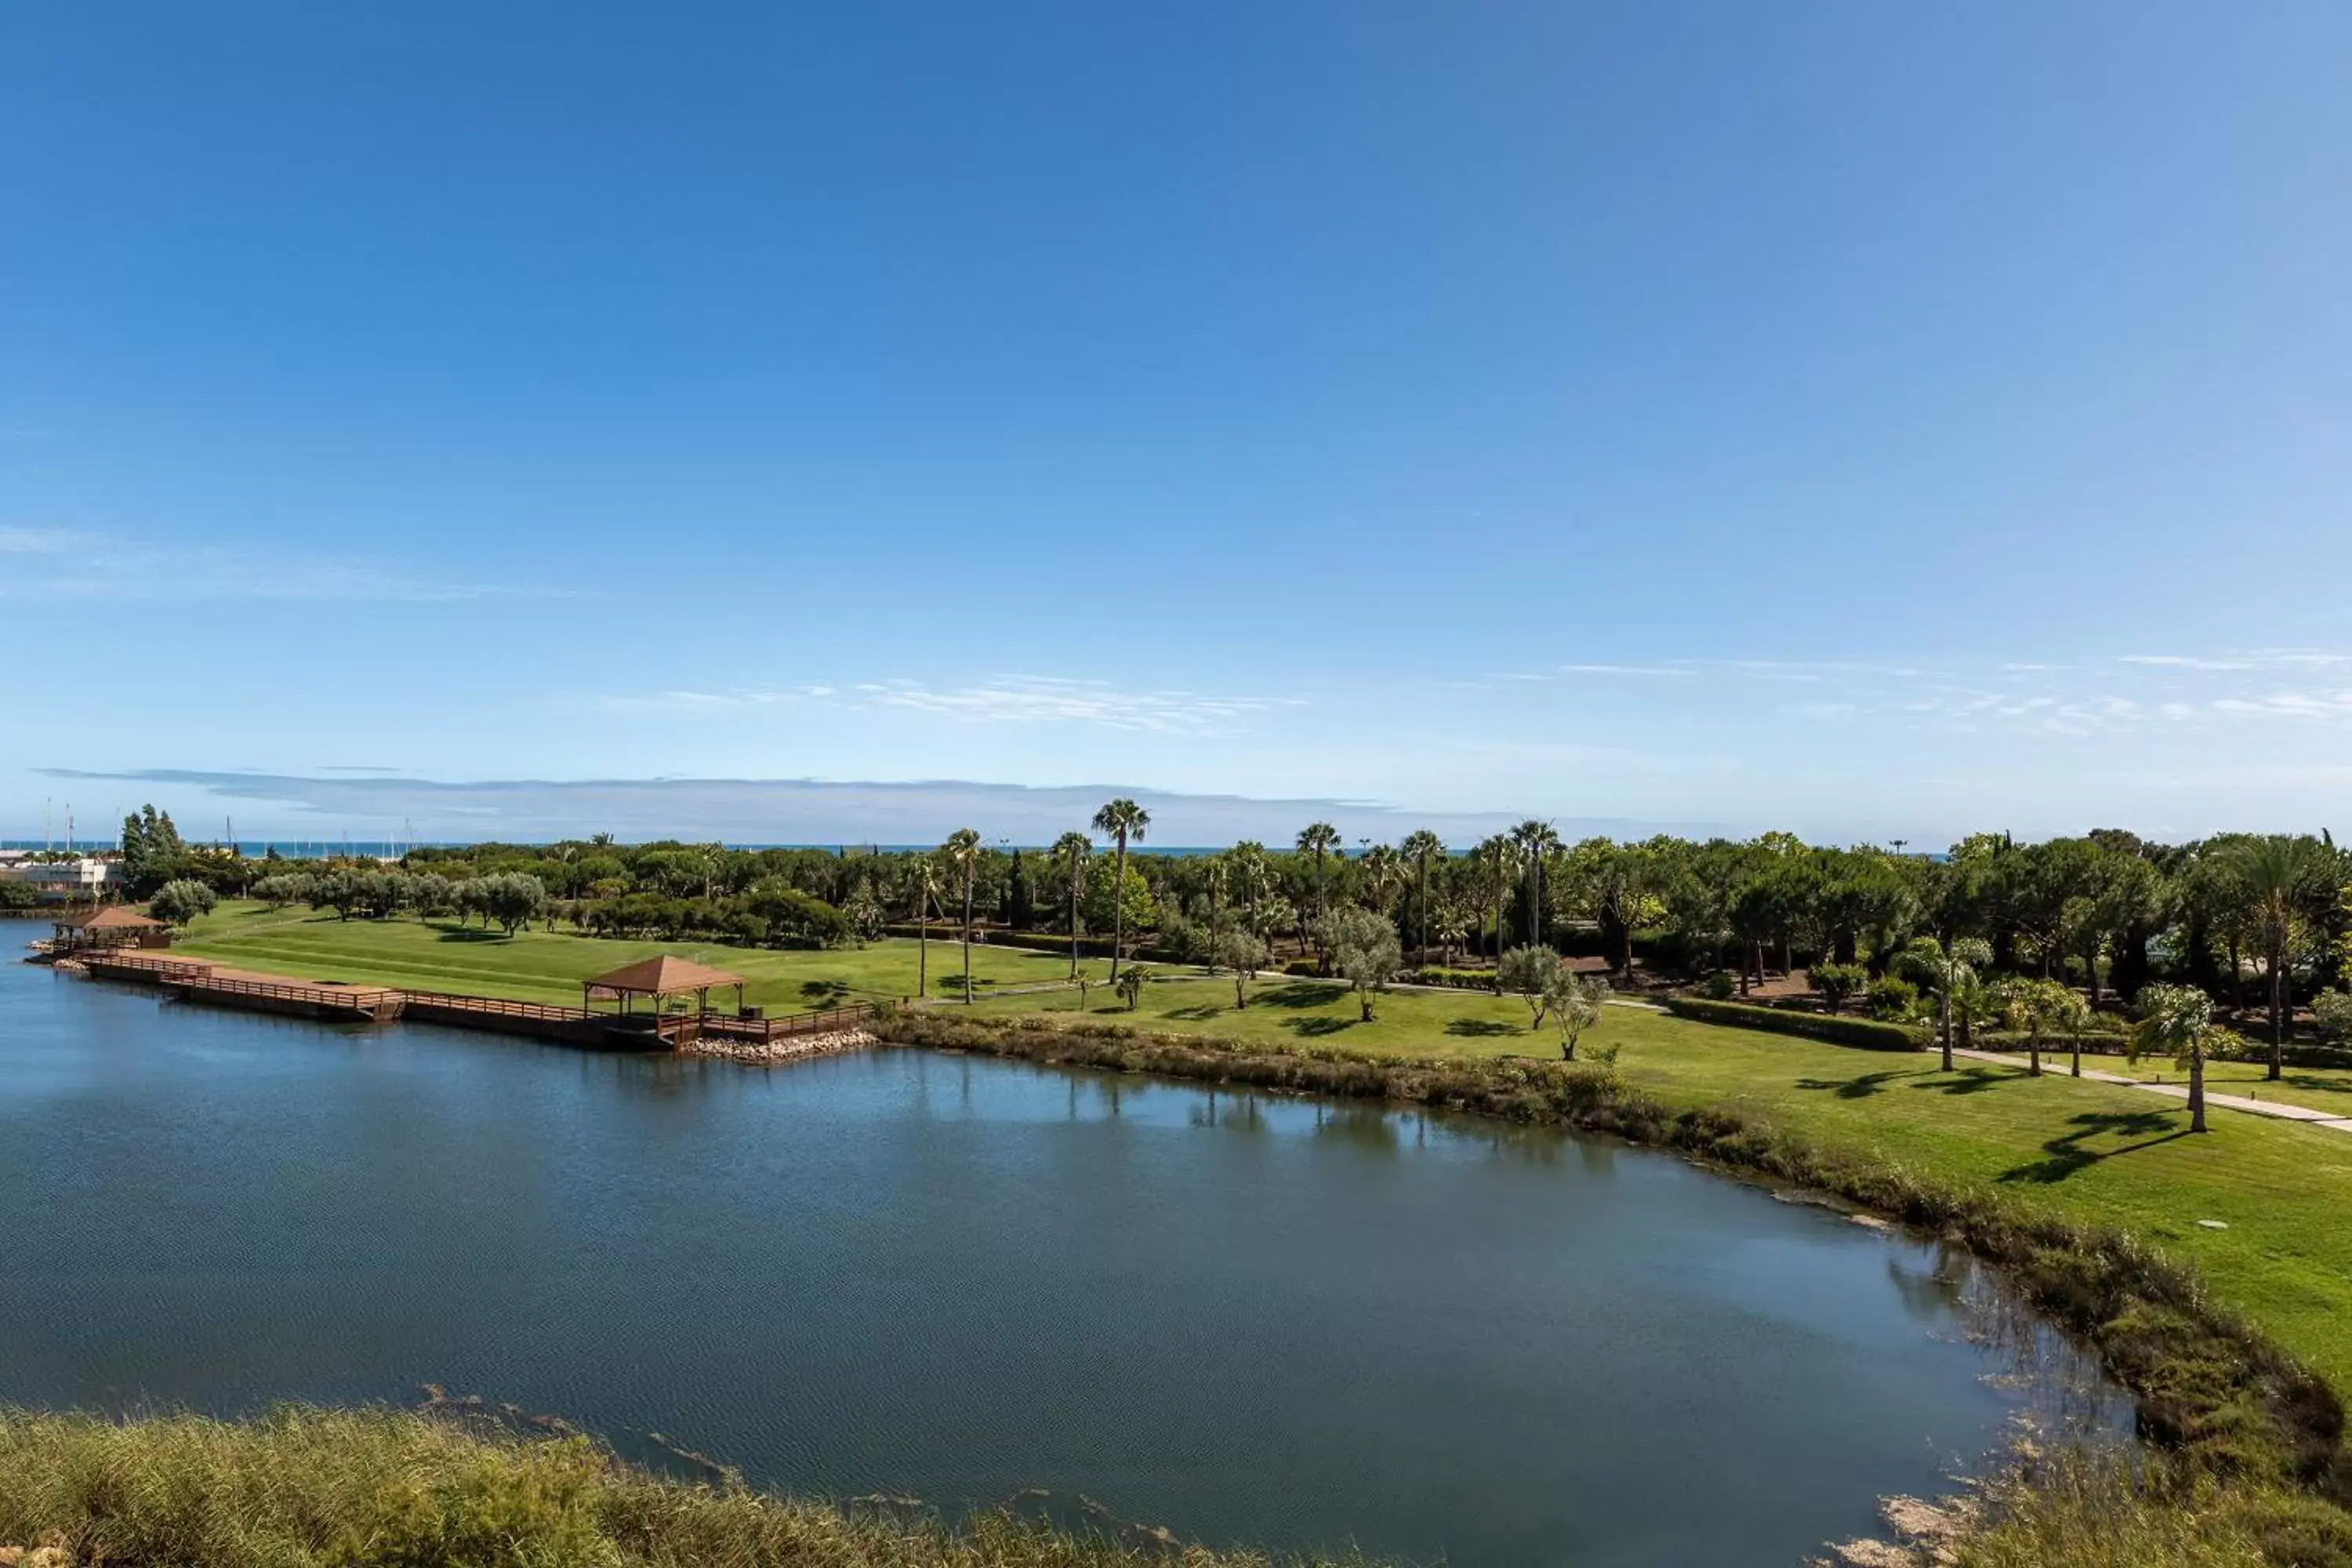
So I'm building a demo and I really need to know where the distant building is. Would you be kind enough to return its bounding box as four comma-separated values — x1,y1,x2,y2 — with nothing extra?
0,858,122,898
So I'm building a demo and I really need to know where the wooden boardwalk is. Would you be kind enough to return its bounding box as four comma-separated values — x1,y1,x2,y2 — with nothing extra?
66,948,875,1053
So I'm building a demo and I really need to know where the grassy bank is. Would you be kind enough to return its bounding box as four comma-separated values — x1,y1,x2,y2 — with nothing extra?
0,1406,1324,1568
172,902,1068,1009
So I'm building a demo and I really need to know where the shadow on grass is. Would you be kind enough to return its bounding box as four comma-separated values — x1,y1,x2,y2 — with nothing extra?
1795,1069,1910,1100
1445,1018,1520,1038
799,980,851,1005
1284,1016,1357,1038
1913,1067,2016,1096
1166,1004,1226,1022
1258,982,1348,1010
434,927,513,944
1998,1110,2190,1185
2280,1074,2352,1098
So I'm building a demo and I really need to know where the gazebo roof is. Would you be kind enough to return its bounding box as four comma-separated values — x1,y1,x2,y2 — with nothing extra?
583,954,746,997
61,906,165,931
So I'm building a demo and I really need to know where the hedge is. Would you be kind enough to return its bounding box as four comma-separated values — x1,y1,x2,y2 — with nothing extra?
1662,995,1926,1051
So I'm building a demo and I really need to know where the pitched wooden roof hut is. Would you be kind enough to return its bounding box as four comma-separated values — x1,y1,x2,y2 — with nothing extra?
53,906,170,953
581,954,747,1018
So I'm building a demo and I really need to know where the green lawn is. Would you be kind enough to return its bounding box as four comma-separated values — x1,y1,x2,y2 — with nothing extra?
162,910,2352,1395
2076,1052,2352,1118
174,902,1070,1011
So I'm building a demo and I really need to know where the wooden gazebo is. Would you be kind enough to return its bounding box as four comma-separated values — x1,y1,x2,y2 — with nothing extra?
53,906,170,955
582,955,748,1026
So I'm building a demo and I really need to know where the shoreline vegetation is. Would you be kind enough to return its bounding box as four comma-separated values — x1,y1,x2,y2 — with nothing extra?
0,1406,1338,1568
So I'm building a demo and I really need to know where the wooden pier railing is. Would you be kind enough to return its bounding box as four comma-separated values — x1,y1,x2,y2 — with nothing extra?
55,950,879,1051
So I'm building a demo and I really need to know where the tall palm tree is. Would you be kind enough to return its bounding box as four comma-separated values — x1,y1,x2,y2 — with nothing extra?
1296,822,1340,917
943,829,982,1004
1509,820,1561,950
1401,830,1446,963
1048,831,1092,978
1090,799,1150,978
1231,840,1268,931
1474,836,1519,984
2225,833,2332,1079
1360,844,1404,925
907,856,942,1000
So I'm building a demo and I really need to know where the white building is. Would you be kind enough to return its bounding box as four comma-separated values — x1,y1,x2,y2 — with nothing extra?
0,858,121,895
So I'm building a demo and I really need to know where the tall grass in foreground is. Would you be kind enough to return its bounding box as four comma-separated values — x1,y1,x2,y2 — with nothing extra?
1950,1451,2352,1568
0,1407,1335,1568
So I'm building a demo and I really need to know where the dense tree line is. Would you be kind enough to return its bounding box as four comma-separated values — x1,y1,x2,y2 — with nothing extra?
105,803,2352,1062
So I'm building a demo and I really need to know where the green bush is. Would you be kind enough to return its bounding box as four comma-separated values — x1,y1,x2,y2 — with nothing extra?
1700,970,1737,1000
1865,975,1920,1021
1406,965,1498,990
1663,994,1926,1051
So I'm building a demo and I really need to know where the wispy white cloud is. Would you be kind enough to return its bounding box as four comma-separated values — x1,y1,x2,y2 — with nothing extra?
2121,650,2352,672
597,675,1301,738
0,525,80,554
0,523,583,602
1552,662,1694,677
1762,648,2352,737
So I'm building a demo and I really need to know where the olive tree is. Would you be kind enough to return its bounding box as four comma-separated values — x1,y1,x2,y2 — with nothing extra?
148,878,217,927
1218,927,1270,1008
1496,944,1555,1031
1319,906,1401,1022
1543,967,1610,1062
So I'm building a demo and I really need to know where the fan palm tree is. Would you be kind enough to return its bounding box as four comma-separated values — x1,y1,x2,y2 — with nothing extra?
1231,840,1269,931
907,856,942,1000
943,829,982,1004
1090,799,1150,978
1509,820,1561,949
1296,822,1341,917
1473,837,1519,987
1360,844,1404,916
1048,831,1092,979
2223,833,2332,1080
1202,855,1229,952
1401,830,1446,962
2131,982,2222,1134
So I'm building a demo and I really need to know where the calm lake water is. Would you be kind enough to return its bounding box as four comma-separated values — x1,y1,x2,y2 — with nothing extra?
1,953,2122,1566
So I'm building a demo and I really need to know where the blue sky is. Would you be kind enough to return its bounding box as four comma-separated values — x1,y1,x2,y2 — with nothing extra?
5,2,2350,847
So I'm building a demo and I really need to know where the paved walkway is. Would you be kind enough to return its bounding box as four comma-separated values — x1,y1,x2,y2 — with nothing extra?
1951,1047,2352,1134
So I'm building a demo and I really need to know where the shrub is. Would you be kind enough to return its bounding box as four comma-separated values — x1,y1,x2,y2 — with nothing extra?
1809,960,1870,1014
2315,989,2352,1046
1406,965,1497,991
1865,975,1920,1021
1700,969,1737,1000
1662,994,1926,1051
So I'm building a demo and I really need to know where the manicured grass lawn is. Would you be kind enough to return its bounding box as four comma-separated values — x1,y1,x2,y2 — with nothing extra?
174,902,1068,1011
2078,1051,2352,1117
971,973,1579,1054
987,974,2352,1395
157,913,2352,1394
